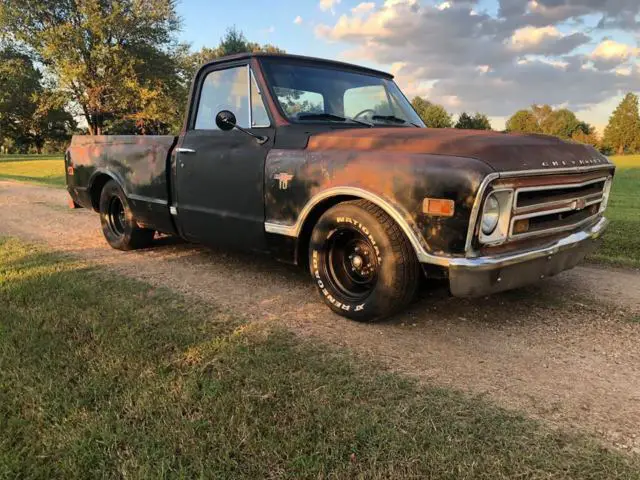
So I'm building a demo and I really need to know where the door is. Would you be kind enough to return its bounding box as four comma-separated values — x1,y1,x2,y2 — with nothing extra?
175,63,274,251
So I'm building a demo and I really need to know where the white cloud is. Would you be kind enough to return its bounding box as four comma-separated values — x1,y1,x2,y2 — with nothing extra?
320,0,341,14
590,39,639,70
510,26,559,49
294,15,303,25
508,26,589,55
351,2,376,15
315,0,640,117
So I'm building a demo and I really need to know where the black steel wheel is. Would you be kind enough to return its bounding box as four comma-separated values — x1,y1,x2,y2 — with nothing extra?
98,180,155,251
106,195,127,237
309,200,420,322
324,227,379,302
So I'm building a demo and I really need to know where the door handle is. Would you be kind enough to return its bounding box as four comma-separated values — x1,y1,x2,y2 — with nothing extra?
176,147,196,154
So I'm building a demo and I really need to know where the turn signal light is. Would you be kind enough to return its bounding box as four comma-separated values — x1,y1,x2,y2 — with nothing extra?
513,219,530,234
423,198,455,217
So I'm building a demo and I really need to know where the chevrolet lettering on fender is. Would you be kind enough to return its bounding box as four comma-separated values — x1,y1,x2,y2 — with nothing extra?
66,53,615,321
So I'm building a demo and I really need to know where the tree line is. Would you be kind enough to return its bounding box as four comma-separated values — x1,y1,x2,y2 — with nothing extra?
411,93,640,155
0,1,638,155
0,1,281,153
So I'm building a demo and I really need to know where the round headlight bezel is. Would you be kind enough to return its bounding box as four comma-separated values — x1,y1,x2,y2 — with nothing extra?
481,193,500,235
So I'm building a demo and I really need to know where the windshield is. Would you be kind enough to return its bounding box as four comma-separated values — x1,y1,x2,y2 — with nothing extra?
260,59,425,127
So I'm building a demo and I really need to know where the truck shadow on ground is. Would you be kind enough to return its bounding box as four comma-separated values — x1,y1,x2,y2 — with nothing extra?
142,235,603,332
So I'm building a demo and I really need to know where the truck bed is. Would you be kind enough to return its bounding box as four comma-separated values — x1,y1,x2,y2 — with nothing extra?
66,135,177,233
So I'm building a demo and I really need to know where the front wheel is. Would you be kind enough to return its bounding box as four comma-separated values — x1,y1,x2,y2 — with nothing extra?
99,180,154,251
309,200,420,322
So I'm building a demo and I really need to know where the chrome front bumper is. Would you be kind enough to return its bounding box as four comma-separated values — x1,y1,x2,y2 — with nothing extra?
447,217,608,297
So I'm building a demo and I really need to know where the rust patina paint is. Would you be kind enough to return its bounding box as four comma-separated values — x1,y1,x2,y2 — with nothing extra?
264,145,492,255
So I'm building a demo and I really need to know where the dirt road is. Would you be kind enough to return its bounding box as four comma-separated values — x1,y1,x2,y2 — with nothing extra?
1,180,639,452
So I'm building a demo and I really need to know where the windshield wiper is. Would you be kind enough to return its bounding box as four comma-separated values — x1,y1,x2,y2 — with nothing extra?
371,115,421,127
297,113,372,127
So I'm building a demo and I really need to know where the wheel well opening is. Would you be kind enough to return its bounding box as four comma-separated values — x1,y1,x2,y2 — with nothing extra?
90,174,112,212
296,195,359,268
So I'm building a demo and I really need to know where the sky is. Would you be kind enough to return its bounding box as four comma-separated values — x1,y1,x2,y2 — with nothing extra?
176,0,640,131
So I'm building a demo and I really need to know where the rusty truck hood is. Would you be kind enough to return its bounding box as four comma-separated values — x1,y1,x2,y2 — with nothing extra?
306,128,612,172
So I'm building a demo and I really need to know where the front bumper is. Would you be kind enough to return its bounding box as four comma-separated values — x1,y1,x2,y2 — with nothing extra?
447,217,608,297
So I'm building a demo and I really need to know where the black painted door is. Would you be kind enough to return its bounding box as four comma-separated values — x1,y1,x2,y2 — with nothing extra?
175,63,274,251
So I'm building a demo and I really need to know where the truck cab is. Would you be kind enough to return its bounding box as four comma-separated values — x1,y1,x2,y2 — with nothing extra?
66,53,615,321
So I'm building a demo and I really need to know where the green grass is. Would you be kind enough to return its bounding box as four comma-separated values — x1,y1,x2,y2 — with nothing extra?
0,155,65,187
589,155,640,268
1,238,639,479
0,153,64,162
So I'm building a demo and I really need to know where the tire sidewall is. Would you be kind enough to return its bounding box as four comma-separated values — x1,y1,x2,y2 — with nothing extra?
309,204,405,321
99,181,136,250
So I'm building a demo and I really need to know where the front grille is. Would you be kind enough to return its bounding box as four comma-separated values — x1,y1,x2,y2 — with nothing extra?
510,176,610,240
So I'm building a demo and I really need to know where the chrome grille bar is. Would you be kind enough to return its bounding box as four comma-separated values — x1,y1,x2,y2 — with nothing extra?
509,176,611,240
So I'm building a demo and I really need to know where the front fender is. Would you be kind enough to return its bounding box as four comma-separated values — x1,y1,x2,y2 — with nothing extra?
264,149,494,259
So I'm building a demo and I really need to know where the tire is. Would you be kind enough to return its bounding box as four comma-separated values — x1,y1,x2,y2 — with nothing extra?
98,180,154,251
309,200,420,322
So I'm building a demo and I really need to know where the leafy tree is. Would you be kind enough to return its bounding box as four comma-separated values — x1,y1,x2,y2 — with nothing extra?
0,46,74,152
603,93,640,155
0,47,41,150
184,27,285,80
455,112,492,130
507,105,591,140
531,104,554,133
505,110,541,134
28,90,77,153
571,128,600,150
411,97,452,128
0,0,183,135
540,107,582,139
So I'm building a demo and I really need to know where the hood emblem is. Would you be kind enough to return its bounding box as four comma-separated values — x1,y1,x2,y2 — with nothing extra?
274,173,294,190
541,157,606,168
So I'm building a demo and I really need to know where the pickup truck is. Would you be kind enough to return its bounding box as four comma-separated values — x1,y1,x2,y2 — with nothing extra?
66,52,615,321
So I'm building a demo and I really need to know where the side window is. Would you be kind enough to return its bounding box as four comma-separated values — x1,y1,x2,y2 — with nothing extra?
195,66,249,130
250,70,270,127
273,87,324,117
344,85,391,117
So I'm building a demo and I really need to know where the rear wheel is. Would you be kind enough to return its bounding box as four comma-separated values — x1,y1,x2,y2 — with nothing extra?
309,200,420,322
99,180,154,251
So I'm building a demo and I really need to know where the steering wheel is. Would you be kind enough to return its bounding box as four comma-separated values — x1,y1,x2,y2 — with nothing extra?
353,109,376,120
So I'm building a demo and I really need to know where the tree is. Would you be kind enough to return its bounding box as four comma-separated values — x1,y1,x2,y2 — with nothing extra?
603,93,640,155
571,128,600,150
540,107,582,139
0,46,41,151
184,27,285,80
455,112,491,130
0,0,184,135
0,46,75,152
411,97,452,128
505,110,541,134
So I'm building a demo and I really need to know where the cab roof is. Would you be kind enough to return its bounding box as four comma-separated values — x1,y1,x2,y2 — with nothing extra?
201,52,394,79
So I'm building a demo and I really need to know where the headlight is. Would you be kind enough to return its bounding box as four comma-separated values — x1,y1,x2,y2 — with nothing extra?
481,194,500,235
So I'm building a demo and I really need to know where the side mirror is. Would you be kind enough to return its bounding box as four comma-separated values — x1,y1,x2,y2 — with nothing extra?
214,109,269,145
215,110,236,131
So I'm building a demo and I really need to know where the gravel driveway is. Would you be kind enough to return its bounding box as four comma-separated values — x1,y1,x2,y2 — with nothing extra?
1,180,639,452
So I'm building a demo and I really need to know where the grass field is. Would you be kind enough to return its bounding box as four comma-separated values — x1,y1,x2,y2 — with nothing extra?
0,153,638,267
1,237,638,478
0,154,65,187
590,155,640,268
